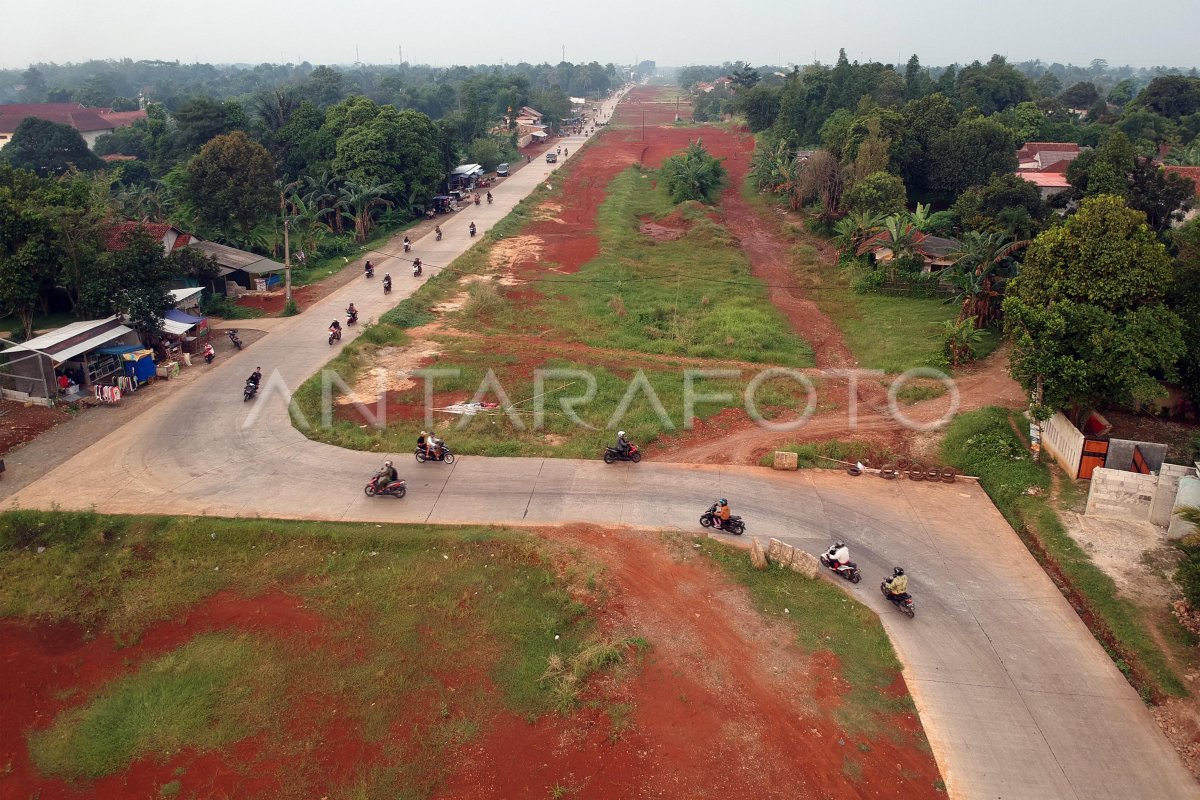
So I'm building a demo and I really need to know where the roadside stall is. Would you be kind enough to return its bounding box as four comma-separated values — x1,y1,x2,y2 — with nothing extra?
95,344,157,395
160,309,210,359
1,316,141,402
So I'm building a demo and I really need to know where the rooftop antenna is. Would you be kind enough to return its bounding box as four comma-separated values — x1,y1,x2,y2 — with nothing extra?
356,44,360,64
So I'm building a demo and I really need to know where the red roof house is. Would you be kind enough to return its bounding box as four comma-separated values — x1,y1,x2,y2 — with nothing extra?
0,103,147,150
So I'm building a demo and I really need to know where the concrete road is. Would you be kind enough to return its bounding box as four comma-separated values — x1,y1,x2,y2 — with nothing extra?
3,85,1196,799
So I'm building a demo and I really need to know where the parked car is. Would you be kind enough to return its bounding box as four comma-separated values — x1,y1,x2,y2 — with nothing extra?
546,152,558,163
496,163,510,176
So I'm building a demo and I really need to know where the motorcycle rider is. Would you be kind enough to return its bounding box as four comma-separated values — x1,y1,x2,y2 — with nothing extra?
247,367,263,388
383,272,392,291
714,498,731,528
884,567,909,600
826,541,850,569
364,259,374,277
486,190,493,203
417,430,434,459
202,342,216,363
469,222,477,236
430,435,445,460
346,303,358,323
616,430,631,457
374,459,399,491
403,235,411,252
329,319,342,336
435,224,442,240
412,257,422,276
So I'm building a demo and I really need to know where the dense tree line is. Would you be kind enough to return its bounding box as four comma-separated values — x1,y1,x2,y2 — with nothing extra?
724,50,1199,411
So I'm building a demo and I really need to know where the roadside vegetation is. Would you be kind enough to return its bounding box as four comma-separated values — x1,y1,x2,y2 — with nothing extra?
940,407,1192,701
700,537,920,736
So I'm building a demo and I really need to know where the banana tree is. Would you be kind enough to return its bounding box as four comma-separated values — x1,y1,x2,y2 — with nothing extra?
833,211,884,258
338,181,393,243
945,231,1028,328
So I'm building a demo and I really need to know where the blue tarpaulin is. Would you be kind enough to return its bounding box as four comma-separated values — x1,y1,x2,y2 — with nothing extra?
97,344,141,355
165,309,204,326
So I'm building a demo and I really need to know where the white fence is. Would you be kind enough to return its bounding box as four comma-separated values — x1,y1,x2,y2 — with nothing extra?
1041,412,1085,477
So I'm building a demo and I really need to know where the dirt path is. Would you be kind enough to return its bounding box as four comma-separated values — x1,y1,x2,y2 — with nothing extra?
718,146,857,369
655,345,1025,465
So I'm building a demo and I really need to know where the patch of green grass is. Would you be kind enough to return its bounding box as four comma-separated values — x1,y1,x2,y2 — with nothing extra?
941,408,1187,699
893,381,948,406
29,633,286,779
740,183,964,373
0,512,627,790
533,168,812,365
759,439,890,469
159,780,182,797
698,538,920,736
199,294,264,320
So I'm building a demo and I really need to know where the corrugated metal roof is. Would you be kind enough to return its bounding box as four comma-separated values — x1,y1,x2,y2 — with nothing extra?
187,241,283,274
4,316,134,362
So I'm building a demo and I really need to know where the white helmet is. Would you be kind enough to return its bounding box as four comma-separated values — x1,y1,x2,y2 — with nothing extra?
384,460,392,468
618,430,626,437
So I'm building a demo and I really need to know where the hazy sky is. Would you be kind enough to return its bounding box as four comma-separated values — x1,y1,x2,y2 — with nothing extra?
4,0,1198,70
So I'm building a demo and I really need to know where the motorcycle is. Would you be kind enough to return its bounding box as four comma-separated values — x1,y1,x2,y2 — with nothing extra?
819,553,862,584
412,260,422,277
486,193,493,204
473,194,480,206
203,347,215,365
414,445,455,464
383,276,392,294
243,379,258,402
699,504,745,535
364,264,374,279
602,444,641,464
328,327,342,345
346,309,358,326
227,329,243,350
364,475,407,499
469,224,477,237
881,581,915,618
403,239,411,253
435,228,443,241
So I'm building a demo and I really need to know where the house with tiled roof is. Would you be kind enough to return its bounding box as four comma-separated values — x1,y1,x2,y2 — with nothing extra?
102,221,284,293
859,230,962,273
0,103,147,150
1016,141,1082,172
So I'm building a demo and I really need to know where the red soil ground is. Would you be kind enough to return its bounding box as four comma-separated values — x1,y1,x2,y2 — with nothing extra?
0,401,72,457
0,527,939,799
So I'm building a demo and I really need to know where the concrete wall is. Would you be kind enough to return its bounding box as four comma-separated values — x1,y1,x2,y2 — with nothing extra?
1170,476,1200,539
1106,438,1168,472
1085,467,1159,521
1041,412,1085,477
1087,464,1200,533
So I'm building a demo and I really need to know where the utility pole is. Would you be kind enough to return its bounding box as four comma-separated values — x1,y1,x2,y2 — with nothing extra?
283,219,293,306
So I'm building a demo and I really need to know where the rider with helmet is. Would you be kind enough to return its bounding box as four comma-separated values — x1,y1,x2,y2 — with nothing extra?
826,540,850,568
375,459,399,490
884,567,909,599
715,498,731,527
616,430,631,457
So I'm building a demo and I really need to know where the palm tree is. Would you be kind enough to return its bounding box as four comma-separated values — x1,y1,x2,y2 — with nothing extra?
1163,143,1200,167
338,181,393,243
859,214,918,281
833,211,884,258
945,231,1029,328
303,171,343,235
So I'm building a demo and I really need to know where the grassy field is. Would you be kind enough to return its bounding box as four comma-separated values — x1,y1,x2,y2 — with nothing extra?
940,407,1191,701
1,510,924,795
744,184,999,373
0,510,617,791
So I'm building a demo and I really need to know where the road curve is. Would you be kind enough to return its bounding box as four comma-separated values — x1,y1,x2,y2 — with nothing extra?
3,88,1196,800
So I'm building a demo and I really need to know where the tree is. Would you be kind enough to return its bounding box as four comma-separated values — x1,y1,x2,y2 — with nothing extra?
1107,79,1138,107
1059,81,1099,109
1066,130,1136,197
928,117,1017,197
736,84,780,132
78,227,175,334
0,165,59,339
1135,75,1200,119
306,66,347,107
173,96,244,151
0,118,103,177
833,211,884,258
1034,72,1063,99
945,231,1027,328
729,62,760,91
337,181,392,243
951,173,1046,238
1003,195,1186,416
1127,158,1197,232
842,171,906,217
893,93,958,199
796,150,845,220
185,131,276,238
661,140,726,203
467,138,502,172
